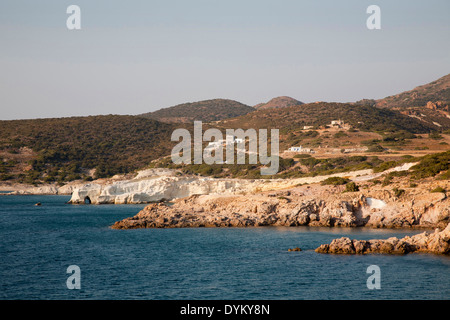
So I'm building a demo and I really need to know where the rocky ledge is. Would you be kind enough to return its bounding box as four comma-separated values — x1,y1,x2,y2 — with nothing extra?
315,223,450,255
111,182,449,230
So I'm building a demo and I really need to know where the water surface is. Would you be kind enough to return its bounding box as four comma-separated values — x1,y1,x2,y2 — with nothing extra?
0,195,449,300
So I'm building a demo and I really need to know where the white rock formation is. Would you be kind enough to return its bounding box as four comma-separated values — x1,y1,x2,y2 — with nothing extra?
69,171,256,204
68,167,378,204
365,197,387,209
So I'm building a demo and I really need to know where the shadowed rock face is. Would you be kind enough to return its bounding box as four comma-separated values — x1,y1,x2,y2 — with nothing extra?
315,223,450,255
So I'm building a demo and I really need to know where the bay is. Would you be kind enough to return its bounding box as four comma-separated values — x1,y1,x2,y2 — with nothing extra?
0,195,449,300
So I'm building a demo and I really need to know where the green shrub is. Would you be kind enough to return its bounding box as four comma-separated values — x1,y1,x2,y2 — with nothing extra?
373,161,399,173
321,177,350,185
0,174,14,181
393,187,405,197
428,132,443,140
293,154,312,159
299,157,322,168
366,144,385,153
334,131,349,138
382,131,416,142
437,169,450,180
410,151,450,179
382,175,392,187
431,186,446,193
344,182,359,192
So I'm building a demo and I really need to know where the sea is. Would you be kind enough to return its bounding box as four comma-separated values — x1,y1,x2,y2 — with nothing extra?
0,194,449,300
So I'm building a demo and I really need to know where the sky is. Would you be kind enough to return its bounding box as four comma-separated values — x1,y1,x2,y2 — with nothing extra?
0,0,449,120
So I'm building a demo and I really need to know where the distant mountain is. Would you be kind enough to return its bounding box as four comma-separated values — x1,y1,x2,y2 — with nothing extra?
356,73,450,130
140,99,255,123
254,96,303,110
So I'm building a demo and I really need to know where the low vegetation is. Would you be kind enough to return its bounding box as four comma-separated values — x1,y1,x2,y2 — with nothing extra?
0,115,176,184
430,186,446,193
321,177,351,186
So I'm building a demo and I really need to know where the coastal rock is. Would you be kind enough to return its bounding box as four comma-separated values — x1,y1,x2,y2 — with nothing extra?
315,223,450,255
110,182,450,230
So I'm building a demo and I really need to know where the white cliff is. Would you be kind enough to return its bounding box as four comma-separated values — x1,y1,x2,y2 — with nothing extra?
68,167,379,205
69,169,253,204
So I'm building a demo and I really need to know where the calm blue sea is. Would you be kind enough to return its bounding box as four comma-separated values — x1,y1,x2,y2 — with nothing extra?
0,195,449,300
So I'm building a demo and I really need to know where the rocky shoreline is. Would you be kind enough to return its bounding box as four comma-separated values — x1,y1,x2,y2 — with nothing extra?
315,223,450,255
3,167,449,255
111,182,449,230
110,180,450,255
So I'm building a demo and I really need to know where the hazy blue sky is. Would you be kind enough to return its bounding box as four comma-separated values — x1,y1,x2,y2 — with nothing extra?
1,0,449,120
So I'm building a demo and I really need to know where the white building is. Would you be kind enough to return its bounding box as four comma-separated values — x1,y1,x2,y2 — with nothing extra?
288,146,315,153
331,120,344,126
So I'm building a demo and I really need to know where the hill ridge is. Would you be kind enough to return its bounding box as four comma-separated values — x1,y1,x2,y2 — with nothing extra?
140,98,254,123
254,96,303,110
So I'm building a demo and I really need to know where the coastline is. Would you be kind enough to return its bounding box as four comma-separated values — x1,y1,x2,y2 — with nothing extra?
3,167,448,255
110,180,449,230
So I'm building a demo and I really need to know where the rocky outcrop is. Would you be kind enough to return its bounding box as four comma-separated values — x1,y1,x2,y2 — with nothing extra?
315,223,450,255
111,183,450,230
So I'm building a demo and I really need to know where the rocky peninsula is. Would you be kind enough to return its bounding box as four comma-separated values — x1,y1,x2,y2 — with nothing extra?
109,175,449,254
111,180,449,230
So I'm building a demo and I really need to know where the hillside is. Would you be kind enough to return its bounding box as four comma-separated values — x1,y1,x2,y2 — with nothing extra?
356,73,450,129
254,96,303,110
140,99,255,123
218,102,436,133
376,73,450,109
2,74,449,186
149,101,449,180
0,115,176,184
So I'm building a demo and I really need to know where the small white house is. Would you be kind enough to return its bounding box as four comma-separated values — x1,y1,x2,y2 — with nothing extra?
288,146,315,153
331,120,344,126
